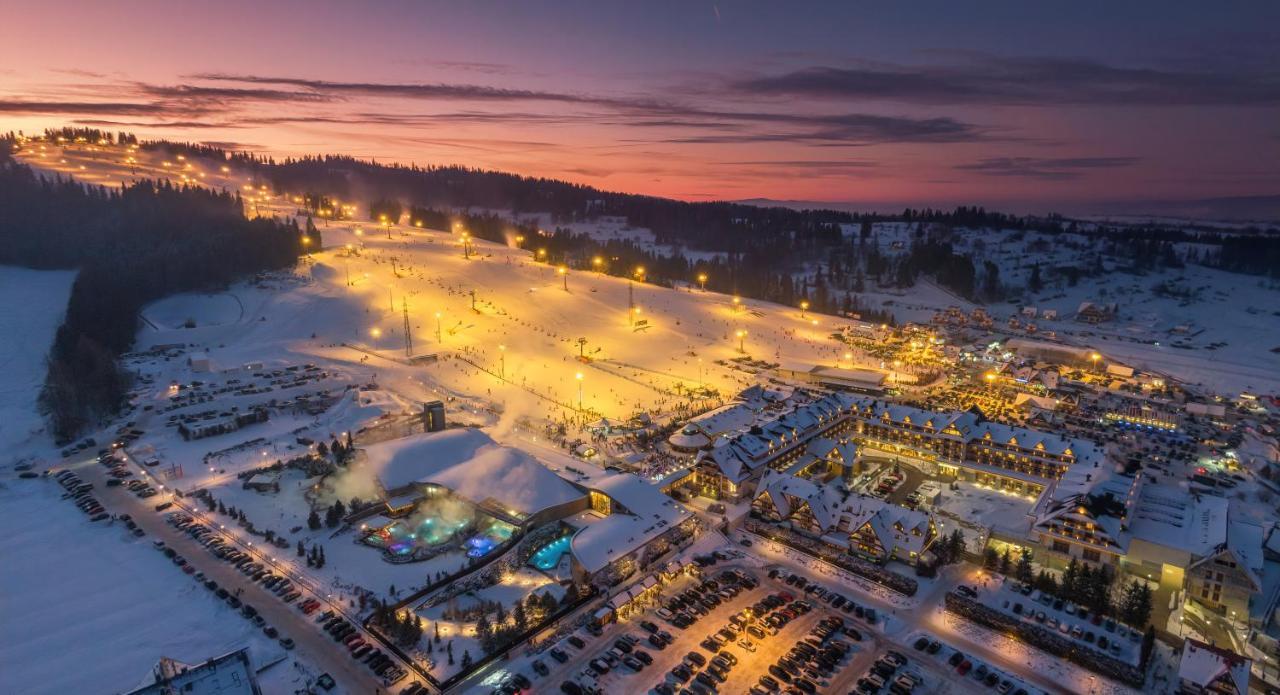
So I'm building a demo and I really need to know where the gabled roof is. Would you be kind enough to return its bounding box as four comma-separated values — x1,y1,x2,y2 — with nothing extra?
1178,639,1250,695
755,471,934,556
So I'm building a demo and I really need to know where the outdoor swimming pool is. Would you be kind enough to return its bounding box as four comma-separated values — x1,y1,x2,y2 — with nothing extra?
529,535,572,571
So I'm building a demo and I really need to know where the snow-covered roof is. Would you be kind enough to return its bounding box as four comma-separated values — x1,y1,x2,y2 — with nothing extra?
1178,639,1250,695
125,649,259,695
362,429,583,517
684,402,759,437
755,470,934,557
568,471,691,574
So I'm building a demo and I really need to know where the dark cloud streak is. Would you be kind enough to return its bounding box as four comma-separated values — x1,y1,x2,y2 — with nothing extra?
732,54,1280,106
955,156,1140,181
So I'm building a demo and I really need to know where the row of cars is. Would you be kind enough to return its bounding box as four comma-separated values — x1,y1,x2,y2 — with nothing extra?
656,570,767,695
855,648,921,694
908,633,1034,695
759,609,855,695
655,569,757,630
162,509,408,685
165,512,303,601
97,452,161,498
1000,584,1137,659
53,469,114,524
771,568,879,625
314,610,407,684
149,533,295,652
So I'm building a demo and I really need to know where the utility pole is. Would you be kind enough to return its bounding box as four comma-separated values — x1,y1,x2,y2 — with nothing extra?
402,299,413,357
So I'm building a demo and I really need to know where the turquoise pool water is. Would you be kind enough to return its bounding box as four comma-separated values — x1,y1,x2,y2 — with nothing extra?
529,535,572,571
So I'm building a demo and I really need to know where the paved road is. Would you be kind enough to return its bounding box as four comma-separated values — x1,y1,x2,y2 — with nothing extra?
65,453,406,695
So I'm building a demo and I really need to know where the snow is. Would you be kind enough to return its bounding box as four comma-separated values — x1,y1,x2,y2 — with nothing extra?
142,292,244,330
0,265,76,451
932,481,1036,538
563,469,692,574
1179,638,1251,694
0,478,281,694
362,429,582,515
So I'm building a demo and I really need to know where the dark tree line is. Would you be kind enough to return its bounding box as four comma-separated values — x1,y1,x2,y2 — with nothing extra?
0,139,313,439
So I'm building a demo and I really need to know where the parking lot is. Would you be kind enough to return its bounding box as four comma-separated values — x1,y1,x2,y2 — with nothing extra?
531,566,864,694
53,450,406,695
508,557,1000,695
968,580,1142,666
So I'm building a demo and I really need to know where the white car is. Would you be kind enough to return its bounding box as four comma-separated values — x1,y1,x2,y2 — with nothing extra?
738,638,757,652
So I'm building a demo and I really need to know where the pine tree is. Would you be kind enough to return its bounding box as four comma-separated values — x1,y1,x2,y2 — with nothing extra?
983,547,998,569
308,509,321,530
461,649,472,669
948,530,965,563
998,548,1012,576
1062,558,1079,600
296,540,305,557
513,600,527,632
1016,548,1033,584
447,640,454,665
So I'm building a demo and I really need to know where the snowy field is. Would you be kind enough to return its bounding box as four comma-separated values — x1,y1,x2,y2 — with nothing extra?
0,265,75,452
0,477,283,694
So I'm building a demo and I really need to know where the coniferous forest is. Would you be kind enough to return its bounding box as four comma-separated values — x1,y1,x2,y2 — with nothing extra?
0,139,313,438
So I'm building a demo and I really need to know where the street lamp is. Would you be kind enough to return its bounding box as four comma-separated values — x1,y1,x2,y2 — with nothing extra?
575,371,585,410
1090,352,1102,372
435,311,443,343
592,256,604,272
498,344,506,379
735,329,747,353
537,248,547,262
732,296,742,313
558,265,568,291
800,300,809,318
697,272,708,291
370,327,382,340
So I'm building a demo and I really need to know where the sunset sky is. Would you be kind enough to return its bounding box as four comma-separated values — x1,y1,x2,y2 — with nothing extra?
2,0,1278,215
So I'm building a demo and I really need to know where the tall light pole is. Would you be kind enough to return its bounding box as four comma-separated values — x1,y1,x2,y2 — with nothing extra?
629,265,644,314
800,300,809,318
697,272,708,291
732,296,742,313
498,344,506,379
592,256,604,273
575,371,585,410
435,311,443,343
736,329,747,353
558,265,568,291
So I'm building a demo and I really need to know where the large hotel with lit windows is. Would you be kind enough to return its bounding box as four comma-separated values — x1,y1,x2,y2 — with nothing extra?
679,388,1100,505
